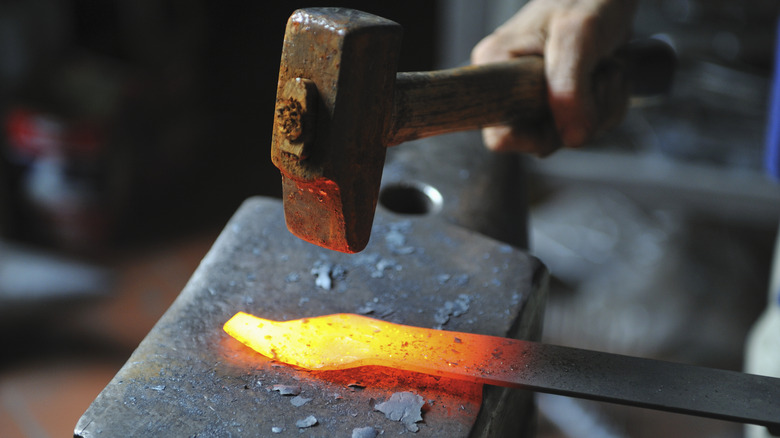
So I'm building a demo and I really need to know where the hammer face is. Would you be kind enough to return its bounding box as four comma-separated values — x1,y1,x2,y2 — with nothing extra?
281,176,354,253
271,8,403,253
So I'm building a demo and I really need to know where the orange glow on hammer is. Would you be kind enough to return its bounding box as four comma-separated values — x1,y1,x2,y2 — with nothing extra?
223,312,528,386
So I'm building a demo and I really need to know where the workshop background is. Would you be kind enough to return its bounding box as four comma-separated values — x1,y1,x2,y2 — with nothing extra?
1,0,779,437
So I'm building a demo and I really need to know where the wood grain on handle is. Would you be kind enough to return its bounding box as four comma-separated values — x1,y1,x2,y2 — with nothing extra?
385,38,675,147
387,57,547,146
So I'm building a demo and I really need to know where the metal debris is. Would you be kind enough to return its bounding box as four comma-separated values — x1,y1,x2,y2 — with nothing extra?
384,221,415,255
356,302,375,314
371,258,398,278
356,300,394,317
295,415,318,428
436,273,469,287
436,274,451,285
385,228,406,246
374,391,424,432
272,384,301,396
352,426,379,438
354,252,380,266
371,258,402,278
434,294,472,329
311,261,347,290
453,274,470,286
290,395,312,407
311,262,333,289
360,256,402,279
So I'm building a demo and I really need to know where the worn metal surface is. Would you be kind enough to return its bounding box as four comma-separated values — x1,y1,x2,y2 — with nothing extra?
75,195,547,437
271,8,402,253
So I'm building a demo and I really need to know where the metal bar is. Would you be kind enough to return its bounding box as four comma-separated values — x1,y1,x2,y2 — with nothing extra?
226,312,780,433
506,341,780,434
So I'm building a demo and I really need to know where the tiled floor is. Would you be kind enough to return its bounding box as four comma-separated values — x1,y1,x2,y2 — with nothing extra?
0,230,220,438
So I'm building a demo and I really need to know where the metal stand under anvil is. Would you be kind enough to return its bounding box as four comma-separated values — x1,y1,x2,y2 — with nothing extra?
75,133,548,437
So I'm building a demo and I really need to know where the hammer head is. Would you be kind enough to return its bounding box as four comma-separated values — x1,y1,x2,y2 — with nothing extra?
271,8,402,253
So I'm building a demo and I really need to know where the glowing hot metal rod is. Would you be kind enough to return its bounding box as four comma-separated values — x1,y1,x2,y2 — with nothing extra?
224,312,780,433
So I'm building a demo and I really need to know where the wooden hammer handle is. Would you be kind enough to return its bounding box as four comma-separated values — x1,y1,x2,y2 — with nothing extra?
386,39,675,146
388,57,546,145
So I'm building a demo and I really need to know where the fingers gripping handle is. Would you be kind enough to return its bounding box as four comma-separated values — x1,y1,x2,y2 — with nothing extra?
387,38,676,146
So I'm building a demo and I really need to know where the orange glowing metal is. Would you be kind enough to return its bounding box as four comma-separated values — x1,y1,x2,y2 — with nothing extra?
223,311,517,386
223,311,780,432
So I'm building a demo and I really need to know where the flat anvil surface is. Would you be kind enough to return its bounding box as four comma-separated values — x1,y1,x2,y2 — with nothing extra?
75,196,547,437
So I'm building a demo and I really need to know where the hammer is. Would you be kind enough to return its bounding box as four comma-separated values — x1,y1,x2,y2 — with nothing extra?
271,8,674,253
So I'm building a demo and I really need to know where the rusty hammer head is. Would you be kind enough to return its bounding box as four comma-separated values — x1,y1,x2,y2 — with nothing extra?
271,8,403,253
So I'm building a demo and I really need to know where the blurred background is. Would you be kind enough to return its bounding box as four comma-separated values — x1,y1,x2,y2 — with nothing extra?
0,0,779,437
